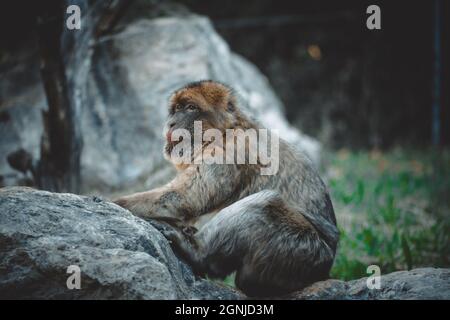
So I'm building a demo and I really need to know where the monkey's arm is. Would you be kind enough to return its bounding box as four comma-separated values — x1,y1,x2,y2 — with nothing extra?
113,187,160,217
114,164,241,220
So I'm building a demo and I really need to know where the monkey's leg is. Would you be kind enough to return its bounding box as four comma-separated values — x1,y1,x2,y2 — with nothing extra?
164,190,336,297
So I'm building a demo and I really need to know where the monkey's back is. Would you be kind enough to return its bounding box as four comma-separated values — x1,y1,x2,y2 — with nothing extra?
246,139,339,250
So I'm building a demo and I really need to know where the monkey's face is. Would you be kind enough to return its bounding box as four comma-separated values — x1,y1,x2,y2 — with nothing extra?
163,81,237,159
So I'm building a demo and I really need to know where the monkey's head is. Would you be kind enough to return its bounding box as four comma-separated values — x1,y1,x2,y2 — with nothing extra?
164,80,249,160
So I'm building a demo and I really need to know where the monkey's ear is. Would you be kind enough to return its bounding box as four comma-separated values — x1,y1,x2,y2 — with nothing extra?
227,101,235,112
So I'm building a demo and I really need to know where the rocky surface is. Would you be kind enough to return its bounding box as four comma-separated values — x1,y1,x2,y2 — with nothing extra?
0,186,240,299
0,1,320,193
290,268,449,300
1,187,449,300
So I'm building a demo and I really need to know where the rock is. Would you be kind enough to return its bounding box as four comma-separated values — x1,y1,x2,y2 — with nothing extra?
0,2,320,193
0,186,241,299
291,268,450,300
0,52,46,187
1,186,448,300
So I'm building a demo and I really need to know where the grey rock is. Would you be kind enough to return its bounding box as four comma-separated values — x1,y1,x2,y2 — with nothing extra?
291,268,450,300
0,7,320,193
0,186,241,299
0,53,46,187
1,187,448,300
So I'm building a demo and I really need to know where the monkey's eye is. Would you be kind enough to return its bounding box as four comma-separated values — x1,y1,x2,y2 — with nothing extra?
185,104,198,112
175,104,183,112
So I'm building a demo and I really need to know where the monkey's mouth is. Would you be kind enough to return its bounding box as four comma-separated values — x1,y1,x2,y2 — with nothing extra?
163,125,200,159
164,132,183,156
166,128,173,142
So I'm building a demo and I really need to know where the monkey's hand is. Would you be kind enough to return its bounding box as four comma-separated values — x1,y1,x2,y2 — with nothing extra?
113,194,157,218
155,217,198,235
156,223,205,277
113,187,187,221
150,216,198,243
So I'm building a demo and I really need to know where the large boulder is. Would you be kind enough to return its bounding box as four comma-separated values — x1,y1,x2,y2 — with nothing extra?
0,187,449,300
0,3,320,194
0,187,241,299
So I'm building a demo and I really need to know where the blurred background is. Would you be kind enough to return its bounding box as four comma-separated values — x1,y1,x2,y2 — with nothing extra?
0,0,448,282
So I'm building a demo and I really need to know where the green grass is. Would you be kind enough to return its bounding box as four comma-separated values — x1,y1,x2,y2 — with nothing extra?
324,148,450,280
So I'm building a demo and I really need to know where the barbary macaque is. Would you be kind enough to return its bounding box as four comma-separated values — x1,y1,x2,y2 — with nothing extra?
114,80,339,297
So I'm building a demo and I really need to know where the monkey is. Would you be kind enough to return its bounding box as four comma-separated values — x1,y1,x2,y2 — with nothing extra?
113,80,339,297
